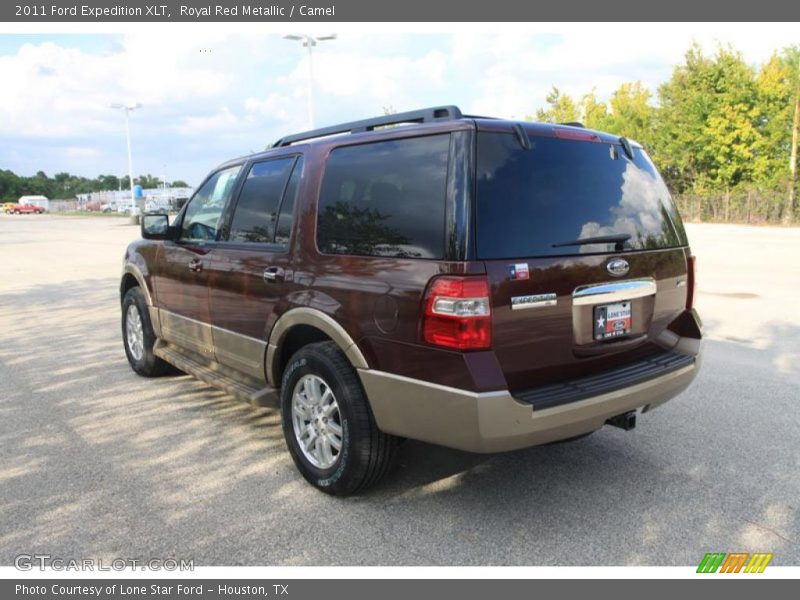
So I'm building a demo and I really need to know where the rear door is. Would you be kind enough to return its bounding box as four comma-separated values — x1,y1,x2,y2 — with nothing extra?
475,127,690,391
205,156,303,381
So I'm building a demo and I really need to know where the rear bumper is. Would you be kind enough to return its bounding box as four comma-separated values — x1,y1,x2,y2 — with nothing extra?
359,343,702,454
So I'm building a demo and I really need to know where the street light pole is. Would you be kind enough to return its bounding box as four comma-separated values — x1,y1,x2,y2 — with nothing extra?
306,39,314,129
282,34,337,128
110,102,142,214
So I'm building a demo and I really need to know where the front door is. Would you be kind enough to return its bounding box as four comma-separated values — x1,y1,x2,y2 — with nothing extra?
153,164,242,357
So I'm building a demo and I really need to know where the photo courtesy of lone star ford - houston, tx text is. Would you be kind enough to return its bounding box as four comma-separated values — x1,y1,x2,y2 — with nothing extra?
0,0,798,597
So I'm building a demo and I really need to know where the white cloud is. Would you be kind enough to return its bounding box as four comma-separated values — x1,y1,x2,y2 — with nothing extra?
0,33,234,139
64,146,100,158
177,107,239,135
0,26,797,184
457,24,800,119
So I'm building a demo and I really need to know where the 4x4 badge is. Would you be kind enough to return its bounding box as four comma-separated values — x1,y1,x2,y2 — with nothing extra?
607,258,629,277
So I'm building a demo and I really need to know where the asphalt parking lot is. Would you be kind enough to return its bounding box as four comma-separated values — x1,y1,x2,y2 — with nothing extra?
0,215,798,566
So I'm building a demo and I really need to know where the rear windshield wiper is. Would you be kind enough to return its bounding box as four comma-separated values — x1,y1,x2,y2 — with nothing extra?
552,233,631,251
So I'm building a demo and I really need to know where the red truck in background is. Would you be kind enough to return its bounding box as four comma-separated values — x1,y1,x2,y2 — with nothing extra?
3,203,45,214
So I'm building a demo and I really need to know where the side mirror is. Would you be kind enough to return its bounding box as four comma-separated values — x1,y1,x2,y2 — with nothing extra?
141,213,171,240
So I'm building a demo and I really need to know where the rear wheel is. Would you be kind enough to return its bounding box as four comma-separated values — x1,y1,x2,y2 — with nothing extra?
121,286,171,377
280,341,397,496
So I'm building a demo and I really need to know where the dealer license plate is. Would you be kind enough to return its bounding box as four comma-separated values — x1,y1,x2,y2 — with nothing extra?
593,301,632,341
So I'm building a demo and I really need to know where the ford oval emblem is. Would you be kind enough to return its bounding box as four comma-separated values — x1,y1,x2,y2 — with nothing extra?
607,258,629,277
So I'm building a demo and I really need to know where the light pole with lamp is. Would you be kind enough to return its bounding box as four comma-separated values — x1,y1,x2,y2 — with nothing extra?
282,34,337,128
109,102,142,215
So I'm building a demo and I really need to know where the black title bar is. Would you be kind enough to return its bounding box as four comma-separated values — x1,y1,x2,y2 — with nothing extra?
2,0,799,22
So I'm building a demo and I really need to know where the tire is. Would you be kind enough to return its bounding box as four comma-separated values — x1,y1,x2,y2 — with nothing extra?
280,341,398,496
121,286,171,377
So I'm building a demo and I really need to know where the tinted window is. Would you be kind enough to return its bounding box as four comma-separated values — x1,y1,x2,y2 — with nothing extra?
228,157,296,244
476,132,688,259
317,135,450,259
181,165,241,241
275,157,303,245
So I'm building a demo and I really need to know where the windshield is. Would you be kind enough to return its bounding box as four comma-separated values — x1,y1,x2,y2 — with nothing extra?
475,131,687,259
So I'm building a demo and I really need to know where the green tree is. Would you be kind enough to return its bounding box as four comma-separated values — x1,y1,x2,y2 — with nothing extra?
580,90,608,130
98,174,121,191
654,44,761,199
605,82,655,146
0,169,22,200
533,87,581,123
137,174,163,188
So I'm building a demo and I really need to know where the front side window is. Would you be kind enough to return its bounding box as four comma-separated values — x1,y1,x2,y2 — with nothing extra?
180,165,241,242
228,157,297,244
316,135,450,259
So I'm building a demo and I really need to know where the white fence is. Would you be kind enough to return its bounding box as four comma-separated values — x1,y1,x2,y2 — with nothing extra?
75,187,194,211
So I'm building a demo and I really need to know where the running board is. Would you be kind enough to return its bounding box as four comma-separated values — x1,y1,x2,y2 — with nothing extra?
154,341,279,409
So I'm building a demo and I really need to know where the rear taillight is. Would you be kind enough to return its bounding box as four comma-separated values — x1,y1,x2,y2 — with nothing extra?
686,255,696,310
422,276,492,350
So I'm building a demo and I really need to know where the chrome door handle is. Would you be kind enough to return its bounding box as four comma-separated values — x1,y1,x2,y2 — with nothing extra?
263,266,285,282
188,259,203,273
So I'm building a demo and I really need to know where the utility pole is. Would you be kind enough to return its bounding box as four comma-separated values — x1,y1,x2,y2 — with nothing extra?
110,102,142,215
282,34,337,128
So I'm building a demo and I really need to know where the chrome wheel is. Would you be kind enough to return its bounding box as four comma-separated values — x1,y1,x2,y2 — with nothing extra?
291,374,342,469
125,304,145,361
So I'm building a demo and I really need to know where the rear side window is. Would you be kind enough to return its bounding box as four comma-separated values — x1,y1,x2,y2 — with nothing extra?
275,157,303,245
316,134,450,259
476,132,688,259
228,157,296,244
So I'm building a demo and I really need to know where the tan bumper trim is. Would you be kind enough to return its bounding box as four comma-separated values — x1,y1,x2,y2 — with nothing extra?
359,353,700,453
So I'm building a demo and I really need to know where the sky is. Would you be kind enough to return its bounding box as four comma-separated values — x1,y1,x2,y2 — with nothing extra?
0,24,797,187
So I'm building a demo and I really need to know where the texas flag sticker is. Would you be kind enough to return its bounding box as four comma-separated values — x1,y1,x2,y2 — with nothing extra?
508,263,530,280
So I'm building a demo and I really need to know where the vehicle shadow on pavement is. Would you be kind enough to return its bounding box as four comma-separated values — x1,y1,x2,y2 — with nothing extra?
1,277,798,566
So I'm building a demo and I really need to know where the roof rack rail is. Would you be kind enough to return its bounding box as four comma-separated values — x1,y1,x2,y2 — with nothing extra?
559,121,585,128
273,105,463,147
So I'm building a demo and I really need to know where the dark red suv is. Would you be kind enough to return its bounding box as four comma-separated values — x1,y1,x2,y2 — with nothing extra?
120,106,702,495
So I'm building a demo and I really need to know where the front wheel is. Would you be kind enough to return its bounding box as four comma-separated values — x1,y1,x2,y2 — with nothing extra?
121,286,171,377
280,342,397,496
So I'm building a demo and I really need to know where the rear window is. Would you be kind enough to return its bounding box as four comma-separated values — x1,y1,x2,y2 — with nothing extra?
228,157,296,244
476,132,687,259
316,134,450,259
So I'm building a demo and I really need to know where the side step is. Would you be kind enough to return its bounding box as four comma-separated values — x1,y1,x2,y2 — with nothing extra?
154,341,279,409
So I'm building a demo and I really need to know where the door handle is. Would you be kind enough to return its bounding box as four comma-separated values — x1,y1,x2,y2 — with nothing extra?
263,266,285,282
188,259,203,273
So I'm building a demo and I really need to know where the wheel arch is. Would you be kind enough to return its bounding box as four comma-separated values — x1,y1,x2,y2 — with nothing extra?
266,308,368,388
120,264,153,306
